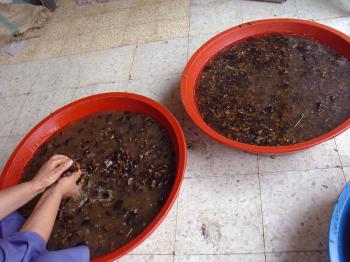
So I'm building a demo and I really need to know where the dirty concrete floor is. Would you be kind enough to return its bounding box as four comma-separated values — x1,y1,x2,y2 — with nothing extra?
1,0,350,261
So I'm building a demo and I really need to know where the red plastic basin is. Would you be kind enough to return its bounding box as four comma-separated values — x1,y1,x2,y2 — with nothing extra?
181,18,350,155
0,92,187,261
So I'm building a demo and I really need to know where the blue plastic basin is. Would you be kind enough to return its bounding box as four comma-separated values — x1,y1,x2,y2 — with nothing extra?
329,182,350,261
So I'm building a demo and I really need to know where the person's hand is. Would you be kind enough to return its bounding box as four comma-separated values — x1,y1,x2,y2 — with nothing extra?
31,155,73,193
54,170,82,198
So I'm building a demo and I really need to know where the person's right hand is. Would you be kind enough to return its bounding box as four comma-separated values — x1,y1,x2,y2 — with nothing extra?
55,170,82,198
31,155,73,193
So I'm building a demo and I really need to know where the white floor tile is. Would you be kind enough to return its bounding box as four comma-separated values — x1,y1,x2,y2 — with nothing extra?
128,74,185,120
0,95,27,136
11,89,75,136
175,175,264,254
79,45,136,87
130,202,177,255
0,136,9,173
131,38,188,79
73,81,129,99
183,117,258,177
128,74,180,103
0,135,22,173
343,167,350,182
316,16,350,36
188,33,215,60
335,129,350,167
266,251,328,262
242,0,298,22
116,255,174,262
258,140,340,173
31,57,82,92
190,0,242,36
260,168,345,252
295,0,350,20
74,74,184,120
0,62,38,97
175,254,265,262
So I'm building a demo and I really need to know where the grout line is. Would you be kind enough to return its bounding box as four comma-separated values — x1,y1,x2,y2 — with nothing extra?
334,138,347,183
2,33,188,67
184,172,259,179
294,0,304,19
0,92,31,100
266,250,328,254
0,88,75,99
293,0,298,16
128,44,138,80
0,71,183,100
68,87,76,104
259,166,343,176
257,159,267,262
131,70,185,81
26,62,40,95
125,254,175,256
0,136,11,168
239,0,244,24
7,93,29,137
256,156,267,262
7,87,76,137
294,0,350,21
133,70,183,81
185,165,343,179
71,85,79,100
316,15,350,21
128,14,191,28
173,193,180,256
170,249,328,257
1,41,138,66
127,0,175,8
186,0,192,61
334,138,344,167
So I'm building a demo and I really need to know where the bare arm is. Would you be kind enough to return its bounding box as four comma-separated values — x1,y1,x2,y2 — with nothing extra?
0,182,42,220
0,155,73,220
20,170,82,243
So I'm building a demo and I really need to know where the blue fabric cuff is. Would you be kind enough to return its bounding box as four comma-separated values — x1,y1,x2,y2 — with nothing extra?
0,212,25,238
0,231,46,262
32,245,90,262
9,231,47,253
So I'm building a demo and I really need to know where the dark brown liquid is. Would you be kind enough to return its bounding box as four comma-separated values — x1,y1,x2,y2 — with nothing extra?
196,34,350,146
20,112,176,258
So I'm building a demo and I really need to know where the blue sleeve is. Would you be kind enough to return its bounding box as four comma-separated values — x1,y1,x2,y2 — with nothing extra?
0,231,46,262
0,212,25,238
32,246,90,262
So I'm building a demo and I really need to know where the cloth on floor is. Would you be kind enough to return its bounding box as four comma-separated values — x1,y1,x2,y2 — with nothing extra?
0,3,51,47
0,39,29,56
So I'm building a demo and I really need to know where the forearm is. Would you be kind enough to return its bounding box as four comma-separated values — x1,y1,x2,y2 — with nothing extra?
20,186,62,243
0,182,42,220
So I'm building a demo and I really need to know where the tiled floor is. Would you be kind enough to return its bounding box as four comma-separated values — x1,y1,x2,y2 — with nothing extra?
1,0,350,261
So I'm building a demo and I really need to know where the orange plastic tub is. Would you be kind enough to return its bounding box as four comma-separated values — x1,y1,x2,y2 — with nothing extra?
0,93,187,262
181,18,350,154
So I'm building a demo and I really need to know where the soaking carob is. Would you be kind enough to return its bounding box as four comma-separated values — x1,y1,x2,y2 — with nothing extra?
19,112,176,258
196,34,350,146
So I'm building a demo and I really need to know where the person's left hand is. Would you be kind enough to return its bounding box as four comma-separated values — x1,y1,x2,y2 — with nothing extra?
31,155,73,193
54,170,82,198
